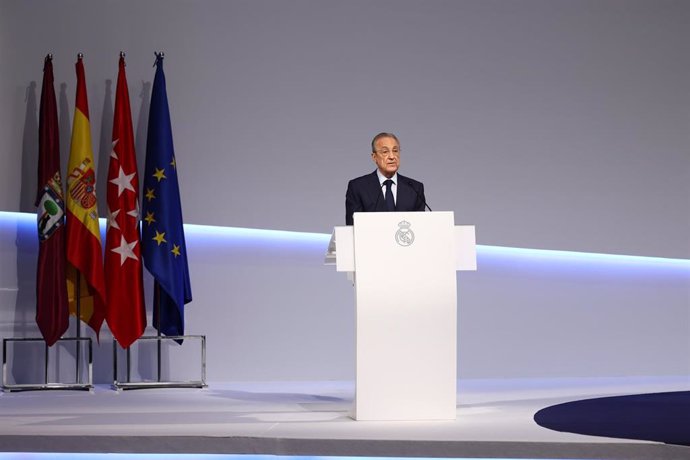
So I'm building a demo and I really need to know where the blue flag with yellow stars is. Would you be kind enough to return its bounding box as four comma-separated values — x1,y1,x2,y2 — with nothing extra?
142,53,192,340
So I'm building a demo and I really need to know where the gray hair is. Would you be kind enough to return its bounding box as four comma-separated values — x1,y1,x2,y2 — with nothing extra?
371,132,400,153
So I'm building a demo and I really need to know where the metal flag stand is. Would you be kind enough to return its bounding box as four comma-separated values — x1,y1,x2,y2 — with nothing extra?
112,283,206,390
2,53,93,392
111,51,203,391
2,277,93,392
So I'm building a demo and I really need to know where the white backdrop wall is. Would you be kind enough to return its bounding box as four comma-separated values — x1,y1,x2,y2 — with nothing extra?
0,0,688,384
1,0,688,257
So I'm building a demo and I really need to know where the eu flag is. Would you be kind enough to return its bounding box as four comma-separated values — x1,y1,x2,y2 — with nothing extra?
142,53,192,339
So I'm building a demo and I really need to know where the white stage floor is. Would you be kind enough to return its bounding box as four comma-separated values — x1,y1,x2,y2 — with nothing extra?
0,377,689,459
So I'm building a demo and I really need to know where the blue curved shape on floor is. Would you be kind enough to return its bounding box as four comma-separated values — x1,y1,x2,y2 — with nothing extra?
534,391,690,446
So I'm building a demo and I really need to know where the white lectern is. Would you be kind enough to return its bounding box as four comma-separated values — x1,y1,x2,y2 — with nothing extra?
326,211,476,421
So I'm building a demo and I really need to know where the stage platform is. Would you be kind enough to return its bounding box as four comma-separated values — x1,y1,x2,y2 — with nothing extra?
0,377,688,459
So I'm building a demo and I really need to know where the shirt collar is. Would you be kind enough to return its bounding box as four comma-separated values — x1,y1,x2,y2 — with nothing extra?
376,170,398,186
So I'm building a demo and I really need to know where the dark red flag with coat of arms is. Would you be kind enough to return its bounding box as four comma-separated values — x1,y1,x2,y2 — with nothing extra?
35,55,69,346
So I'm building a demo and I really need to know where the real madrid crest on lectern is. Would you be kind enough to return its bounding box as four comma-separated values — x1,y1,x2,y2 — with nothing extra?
395,220,415,246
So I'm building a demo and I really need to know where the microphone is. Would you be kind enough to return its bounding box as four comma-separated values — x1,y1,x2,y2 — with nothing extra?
406,180,432,212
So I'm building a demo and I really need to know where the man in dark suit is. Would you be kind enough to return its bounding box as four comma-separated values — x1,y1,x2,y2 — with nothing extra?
346,132,427,225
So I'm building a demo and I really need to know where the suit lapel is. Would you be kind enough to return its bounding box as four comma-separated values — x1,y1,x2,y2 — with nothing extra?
366,171,386,212
395,174,414,211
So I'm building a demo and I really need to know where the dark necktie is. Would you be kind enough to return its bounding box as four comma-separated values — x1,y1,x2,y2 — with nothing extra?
383,179,395,211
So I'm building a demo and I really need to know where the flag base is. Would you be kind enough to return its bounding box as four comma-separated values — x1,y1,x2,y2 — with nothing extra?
2,337,93,392
112,334,206,390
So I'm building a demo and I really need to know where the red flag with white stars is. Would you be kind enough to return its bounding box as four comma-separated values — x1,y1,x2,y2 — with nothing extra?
104,54,146,348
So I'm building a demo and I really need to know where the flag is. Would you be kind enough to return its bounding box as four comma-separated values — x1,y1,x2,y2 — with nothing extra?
142,53,192,339
105,54,146,349
35,54,69,346
65,54,107,338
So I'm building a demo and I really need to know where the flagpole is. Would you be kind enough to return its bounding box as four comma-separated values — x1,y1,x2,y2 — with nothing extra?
43,55,52,387
152,52,163,384
44,343,48,385
75,275,81,383
74,53,83,385
156,282,162,382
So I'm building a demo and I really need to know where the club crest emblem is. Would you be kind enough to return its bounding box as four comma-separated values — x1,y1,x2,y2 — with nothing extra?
395,220,415,247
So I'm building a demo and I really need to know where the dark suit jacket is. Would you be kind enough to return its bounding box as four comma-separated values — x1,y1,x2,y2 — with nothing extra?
345,171,426,225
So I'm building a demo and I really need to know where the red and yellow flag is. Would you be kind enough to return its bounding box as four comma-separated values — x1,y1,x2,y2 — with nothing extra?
104,54,146,348
65,54,107,338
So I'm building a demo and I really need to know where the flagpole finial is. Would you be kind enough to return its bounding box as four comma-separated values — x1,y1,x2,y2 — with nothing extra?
77,53,83,61
153,51,165,67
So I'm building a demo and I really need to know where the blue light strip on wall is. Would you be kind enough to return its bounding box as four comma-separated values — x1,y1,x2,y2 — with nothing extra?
477,243,690,270
2,211,689,271
185,221,330,246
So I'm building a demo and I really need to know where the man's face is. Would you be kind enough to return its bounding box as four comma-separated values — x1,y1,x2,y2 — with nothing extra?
371,136,400,178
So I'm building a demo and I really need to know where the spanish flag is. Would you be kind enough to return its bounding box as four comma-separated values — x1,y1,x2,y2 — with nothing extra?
65,54,107,338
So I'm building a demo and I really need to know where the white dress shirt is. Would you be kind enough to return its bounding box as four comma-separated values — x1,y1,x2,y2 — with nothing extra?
376,170,398,205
